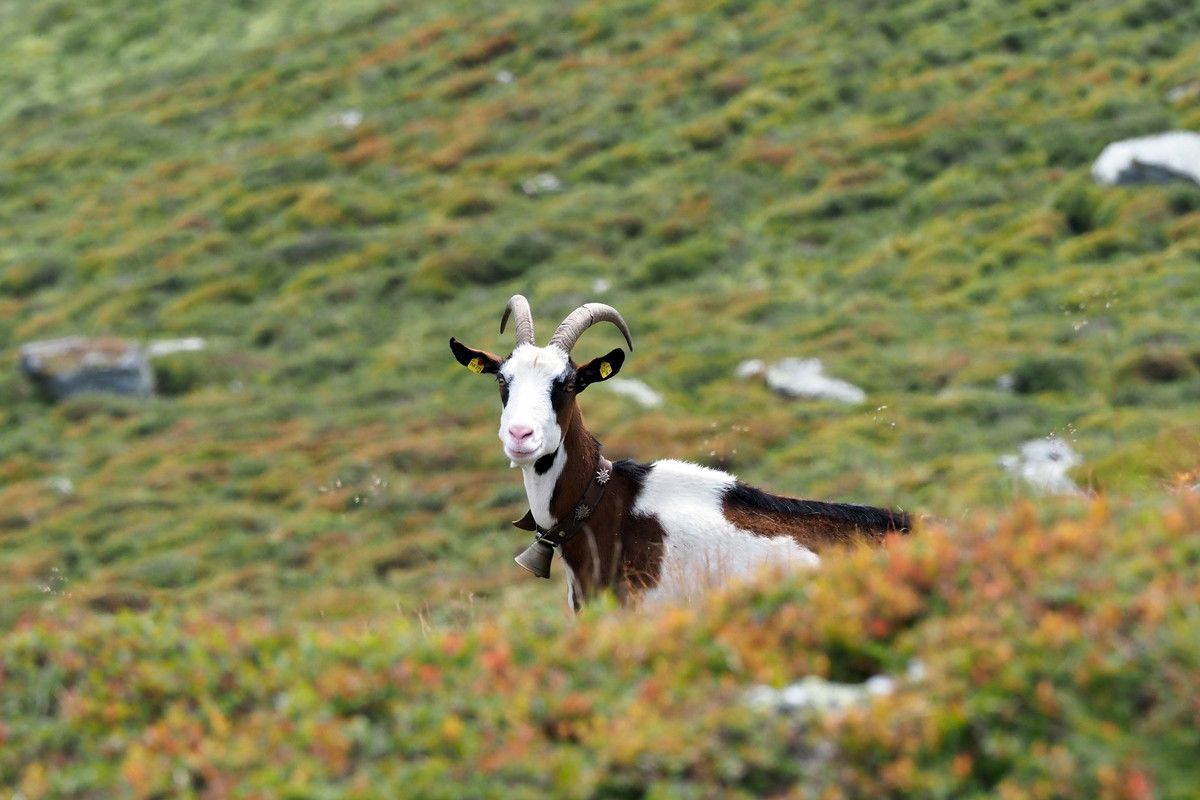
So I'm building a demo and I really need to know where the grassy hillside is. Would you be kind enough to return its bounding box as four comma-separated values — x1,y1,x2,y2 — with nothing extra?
2,0,1199,796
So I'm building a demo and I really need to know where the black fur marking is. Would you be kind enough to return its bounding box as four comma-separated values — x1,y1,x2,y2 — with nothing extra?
613,459,653,502
448,337,501,375
534,450,558,476
724,482,910,532
549,370,574,413
577,348,625,393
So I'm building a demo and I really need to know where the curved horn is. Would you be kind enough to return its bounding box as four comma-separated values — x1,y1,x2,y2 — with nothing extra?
547,303,634,355
500,294,536,346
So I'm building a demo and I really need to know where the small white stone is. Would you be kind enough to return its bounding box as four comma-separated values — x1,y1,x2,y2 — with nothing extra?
999,437,1083,495
1166,82,1198,103
765,358,866,404
735,359,766,380
602,378,664,408
746,675,884,715
521,173,563,196
328,110,363,129
864,674,896,696
146,337,206,358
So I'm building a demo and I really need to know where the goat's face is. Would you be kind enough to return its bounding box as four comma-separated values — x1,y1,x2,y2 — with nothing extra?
449,340,625,467
450,295,633,466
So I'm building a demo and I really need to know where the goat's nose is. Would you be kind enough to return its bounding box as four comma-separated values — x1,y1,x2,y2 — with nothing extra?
508,424,534,443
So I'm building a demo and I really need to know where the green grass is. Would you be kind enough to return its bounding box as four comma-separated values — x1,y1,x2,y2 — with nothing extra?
2,0,1200,796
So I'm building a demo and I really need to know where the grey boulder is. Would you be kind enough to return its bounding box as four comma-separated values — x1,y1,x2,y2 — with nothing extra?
19,337,155,401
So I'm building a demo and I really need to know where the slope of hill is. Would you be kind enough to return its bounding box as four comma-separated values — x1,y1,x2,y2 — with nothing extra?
2,0,1199,795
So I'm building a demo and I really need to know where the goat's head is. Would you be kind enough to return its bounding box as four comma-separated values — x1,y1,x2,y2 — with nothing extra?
450,295,633,467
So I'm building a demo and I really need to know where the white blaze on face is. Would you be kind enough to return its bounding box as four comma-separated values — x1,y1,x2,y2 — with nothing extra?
498,344,571,465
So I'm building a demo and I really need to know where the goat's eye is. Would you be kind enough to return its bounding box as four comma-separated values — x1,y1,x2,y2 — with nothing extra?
496,375,507,388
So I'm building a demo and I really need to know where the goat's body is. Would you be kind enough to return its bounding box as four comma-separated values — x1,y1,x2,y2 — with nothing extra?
450,295,910,612
628,459,820,606
546,443,908,610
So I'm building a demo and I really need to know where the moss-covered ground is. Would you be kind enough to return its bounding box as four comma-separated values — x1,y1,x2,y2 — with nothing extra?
2,0,1199,796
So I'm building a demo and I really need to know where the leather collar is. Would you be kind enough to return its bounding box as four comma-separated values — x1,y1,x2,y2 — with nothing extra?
512,455,613,547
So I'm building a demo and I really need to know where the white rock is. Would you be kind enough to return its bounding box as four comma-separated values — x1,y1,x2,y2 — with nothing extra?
765,358,866,404
328,110,363,129
1092,131,1200,186
146,337,206,358
999,437,1083,495
864,674,897,697
602,378,664,408
521,173,564,196
735,359,766,380
1166,82,1199,104
746,674,895,715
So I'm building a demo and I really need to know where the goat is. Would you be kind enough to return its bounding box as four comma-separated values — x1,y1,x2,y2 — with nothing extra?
449,295,910,610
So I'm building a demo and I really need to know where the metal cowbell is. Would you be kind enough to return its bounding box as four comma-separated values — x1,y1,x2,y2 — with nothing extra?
514,539,554,579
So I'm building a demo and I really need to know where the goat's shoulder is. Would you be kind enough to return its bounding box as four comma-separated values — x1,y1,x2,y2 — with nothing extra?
626,458,737,514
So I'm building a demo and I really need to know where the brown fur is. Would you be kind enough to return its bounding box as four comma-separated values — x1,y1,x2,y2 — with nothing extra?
721,503,894,554
550,400,665,609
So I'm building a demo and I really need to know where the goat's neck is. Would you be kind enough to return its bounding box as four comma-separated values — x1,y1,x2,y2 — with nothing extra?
520,403,599,530
520,403,615,609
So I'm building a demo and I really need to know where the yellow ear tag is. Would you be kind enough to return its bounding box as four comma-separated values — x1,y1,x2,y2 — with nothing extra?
599,361,612,379
467,357,485,374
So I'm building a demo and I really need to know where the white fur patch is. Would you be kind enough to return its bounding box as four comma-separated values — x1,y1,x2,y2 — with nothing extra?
632,459,819,606
561,557,580,613
522,446,565,531
498,344,570,465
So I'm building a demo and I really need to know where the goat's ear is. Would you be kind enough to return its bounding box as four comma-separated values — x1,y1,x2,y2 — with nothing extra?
449,338,502,375
576,348,625,392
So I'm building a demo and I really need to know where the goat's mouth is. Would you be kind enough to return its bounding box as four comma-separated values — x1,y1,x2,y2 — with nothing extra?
504,442,547,463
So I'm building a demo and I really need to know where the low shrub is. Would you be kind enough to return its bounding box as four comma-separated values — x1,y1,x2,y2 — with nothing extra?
1117,347,1197,384
0,255,65,298
128,551,209,589
1010,355,1090,394
150,352,203,396
629,239,725,288
762,169,909,228
1050,178,1116,236
410,245,529,298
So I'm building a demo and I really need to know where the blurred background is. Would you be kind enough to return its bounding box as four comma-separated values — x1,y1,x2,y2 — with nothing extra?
2,1,1199,796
